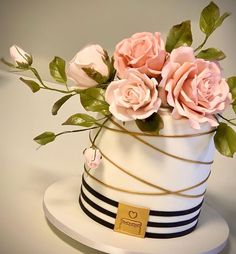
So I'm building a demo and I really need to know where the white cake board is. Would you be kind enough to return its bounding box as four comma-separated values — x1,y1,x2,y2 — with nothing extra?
43,176,229,254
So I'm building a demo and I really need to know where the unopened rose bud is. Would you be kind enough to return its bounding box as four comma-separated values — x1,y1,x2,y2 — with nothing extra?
67,44,109,89
9,45,32,66
83,147,102,169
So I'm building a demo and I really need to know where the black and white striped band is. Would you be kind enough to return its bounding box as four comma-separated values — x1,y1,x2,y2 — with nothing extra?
79,175,203,239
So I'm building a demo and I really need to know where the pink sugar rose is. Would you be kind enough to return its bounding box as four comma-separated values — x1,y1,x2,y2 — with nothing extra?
160,46,231,129
114,32,166,78
84,147,102,169
105,70,162,121
67,44,109,89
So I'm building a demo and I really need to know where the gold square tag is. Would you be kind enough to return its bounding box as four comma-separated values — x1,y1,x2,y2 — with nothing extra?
114,202,150,238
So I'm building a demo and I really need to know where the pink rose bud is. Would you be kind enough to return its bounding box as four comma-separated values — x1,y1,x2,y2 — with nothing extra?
84,147,102,169
10,45,32,65
67,44,109,89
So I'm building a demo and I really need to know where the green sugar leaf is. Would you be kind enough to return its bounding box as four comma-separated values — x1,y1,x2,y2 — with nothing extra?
52,94,74,115
34,132,56,145
165,20,192,53
214,123,236,157
49,56,67,83
62,113,97,127
227,76,236,101
80,88,110,115
200,2,220,36
196,48,226,61
215,12,231,29
200,2,230,36
135,113,164,134
19,77,40,93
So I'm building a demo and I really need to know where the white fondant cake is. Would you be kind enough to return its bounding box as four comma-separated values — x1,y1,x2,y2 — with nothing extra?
79,109,215,238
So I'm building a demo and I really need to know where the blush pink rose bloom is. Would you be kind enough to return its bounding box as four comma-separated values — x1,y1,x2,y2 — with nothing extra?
105,70,162,121
67,44,109,89
84,147,102,169
160,46,231,129
10,45,31,65
114,32,166,78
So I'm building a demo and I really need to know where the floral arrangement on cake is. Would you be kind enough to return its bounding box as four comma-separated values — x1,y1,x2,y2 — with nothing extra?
1,1,236,169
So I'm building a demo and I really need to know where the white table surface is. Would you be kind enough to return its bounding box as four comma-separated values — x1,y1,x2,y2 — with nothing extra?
0,70,235,254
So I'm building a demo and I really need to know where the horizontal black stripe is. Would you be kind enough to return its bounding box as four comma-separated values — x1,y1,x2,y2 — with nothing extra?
149,200,203,217
82,175,203,217
145,222,198,239
79,195,199,239
81,186,201,228
147,212,200,228
79,195,114,230
82,176,118,207
81,187,116,219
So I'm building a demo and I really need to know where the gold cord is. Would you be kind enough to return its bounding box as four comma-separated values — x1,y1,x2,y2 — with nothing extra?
103,122,216,138
89,131,211,192
109,119,214,165
87,133,210,198
84,165,208,198
84,117,214,198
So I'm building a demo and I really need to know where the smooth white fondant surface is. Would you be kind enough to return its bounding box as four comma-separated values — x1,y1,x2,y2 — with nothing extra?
87,111,215,220
43,176,229,254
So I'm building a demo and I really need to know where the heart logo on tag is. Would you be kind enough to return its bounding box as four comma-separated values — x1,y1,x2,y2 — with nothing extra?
114,202,150,238
128,210,138,219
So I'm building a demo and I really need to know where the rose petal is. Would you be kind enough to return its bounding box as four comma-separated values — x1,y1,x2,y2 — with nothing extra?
114,32,167,78
105,69,161,121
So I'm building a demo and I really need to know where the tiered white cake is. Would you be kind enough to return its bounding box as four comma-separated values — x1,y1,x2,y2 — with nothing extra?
79,109,215,238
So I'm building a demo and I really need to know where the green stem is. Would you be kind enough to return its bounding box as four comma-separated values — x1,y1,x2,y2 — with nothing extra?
95,115,110,122
29,67,79,94
217,114,236,127
91,117,110,146
214,114,220,124
9,69,26,73
30,67,47,88
2,58,78,94
39,86,76,94
65,82,70,92
194,35,209,52
55,126,99,137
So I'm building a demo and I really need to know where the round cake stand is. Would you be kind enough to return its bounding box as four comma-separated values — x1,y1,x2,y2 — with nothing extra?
43,176,229,254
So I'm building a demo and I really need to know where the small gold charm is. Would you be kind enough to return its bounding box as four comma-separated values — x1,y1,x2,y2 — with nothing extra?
114,202,150,238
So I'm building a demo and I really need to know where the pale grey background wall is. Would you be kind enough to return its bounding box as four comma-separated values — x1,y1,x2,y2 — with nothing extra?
1,0,236,79
0,1,236,254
